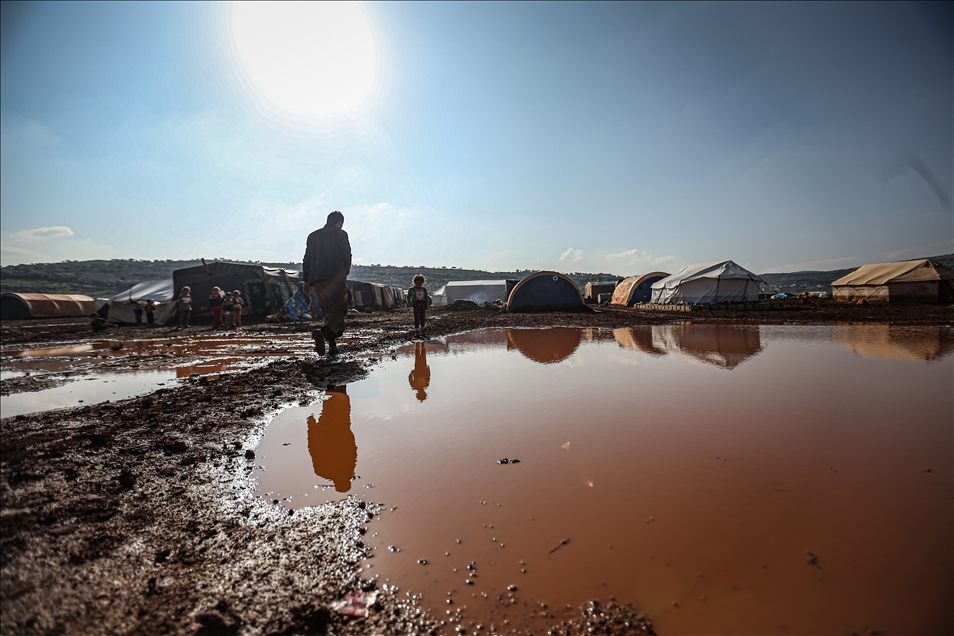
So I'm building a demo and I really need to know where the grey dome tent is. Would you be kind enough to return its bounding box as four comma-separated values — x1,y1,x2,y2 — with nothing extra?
506,271,585,312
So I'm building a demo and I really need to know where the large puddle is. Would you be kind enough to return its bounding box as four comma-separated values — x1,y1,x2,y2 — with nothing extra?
254,324,953,635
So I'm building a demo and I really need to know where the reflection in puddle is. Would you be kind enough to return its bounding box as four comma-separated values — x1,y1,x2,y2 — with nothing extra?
614,324,762,369
833,323,954,362
254,325,953,634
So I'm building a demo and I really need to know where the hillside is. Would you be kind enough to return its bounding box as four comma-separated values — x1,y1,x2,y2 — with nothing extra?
2,255,951,298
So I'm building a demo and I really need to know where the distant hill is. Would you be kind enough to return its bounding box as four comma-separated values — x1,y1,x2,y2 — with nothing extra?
2,254,951,298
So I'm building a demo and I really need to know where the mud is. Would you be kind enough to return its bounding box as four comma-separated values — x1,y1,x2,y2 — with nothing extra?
1,302,951,635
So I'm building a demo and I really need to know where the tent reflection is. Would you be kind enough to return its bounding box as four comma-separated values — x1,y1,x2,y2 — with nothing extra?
307,386,356,493
832,324,954,362
614,324,763,369
506,328,583,364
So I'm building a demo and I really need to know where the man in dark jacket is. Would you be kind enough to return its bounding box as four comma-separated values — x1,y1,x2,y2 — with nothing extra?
303,210,351,355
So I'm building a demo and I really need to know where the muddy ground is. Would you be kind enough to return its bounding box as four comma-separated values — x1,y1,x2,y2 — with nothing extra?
2,301,951,635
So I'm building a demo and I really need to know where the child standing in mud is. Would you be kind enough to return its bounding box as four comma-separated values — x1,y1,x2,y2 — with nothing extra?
232,290,243,327
177,286,192,329
222,292,235,329
406,274,432,339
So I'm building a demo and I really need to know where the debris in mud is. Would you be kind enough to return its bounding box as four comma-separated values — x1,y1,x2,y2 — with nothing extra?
549,538,572,554
331,591,378,618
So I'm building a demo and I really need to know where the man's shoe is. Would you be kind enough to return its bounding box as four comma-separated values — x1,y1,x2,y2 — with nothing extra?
312,330,325,355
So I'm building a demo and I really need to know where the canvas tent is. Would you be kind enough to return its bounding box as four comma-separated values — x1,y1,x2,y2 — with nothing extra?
105,279,177,325
172,262,300,318
435,280,518,306
506,272,585,311
830,259,954,303
583,281,619,303
610,272,670,306
0,293,100,320
650,261,763,305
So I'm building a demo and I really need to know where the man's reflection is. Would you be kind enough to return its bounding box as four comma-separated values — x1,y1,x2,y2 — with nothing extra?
408,342,431,402
307,386,357,492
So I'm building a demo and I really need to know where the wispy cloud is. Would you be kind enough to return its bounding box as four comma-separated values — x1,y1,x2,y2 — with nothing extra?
0,244,52,265
605,248,679,268
10,226,75,242
559,247,583,262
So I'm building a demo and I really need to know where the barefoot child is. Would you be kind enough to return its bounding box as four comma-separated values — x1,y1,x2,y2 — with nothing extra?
406,274,432,338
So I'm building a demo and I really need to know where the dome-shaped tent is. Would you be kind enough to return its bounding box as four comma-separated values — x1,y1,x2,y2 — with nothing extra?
610,272,670,306
0,293,100,320
506,271,585,312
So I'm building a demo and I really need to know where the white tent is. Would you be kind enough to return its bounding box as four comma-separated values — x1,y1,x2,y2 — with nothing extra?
107,279,177,325
650,261,763,305
442,280,512,305
431,284,448,306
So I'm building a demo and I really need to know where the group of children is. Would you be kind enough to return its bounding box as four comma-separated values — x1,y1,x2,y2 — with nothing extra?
132,300,158,326
173,286,243,330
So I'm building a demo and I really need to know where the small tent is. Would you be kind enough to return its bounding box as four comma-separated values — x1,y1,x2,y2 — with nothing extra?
441,280,517,306
430,284,448,306
583,281,619,303
830,259,954,303
610,272,670,306
106,280,176,325
0,293,101,320
506,272,586,312
650,261,763,305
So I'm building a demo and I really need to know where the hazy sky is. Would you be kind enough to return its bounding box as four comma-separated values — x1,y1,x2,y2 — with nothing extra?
1,2,951,273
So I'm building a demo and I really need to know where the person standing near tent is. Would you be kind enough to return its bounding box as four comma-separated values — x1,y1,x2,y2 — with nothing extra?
232,290,243,327
222,291,235,329
133,302,144,325
303,210,352,356
177,286,192,329
406,274,432,338
209,287,224,329
144,300,156,327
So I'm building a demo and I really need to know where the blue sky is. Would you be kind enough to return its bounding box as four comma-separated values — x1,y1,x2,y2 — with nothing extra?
1,1,951,274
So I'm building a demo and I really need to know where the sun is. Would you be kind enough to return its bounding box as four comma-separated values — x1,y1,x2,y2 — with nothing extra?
230,2,378,121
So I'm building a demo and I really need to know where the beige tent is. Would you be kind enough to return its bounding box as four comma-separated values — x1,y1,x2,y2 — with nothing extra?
831,259,954,303
583,281,617,303
610,272,670,306
1,293,101,320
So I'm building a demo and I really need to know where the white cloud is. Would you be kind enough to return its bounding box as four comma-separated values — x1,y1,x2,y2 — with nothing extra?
10,226,75,242
559,247,583,262
605,248,679,268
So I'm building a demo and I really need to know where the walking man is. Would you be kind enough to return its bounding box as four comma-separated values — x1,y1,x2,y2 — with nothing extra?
303,210,352,356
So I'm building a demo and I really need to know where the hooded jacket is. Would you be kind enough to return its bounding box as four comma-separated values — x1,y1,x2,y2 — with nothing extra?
303,223,352,284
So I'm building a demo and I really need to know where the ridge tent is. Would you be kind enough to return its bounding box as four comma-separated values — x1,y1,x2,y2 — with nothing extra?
610,272,670,306
830,259,954,303
106,280,176,325
0,293,100,320
506,272,586,312
430,284,448,306
650,261,763,305
172,262,300,317
440,280,517,306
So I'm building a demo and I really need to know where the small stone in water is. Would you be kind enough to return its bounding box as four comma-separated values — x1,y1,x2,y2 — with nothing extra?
510,459,520,463
418,559,428,565
388,545,400,552
465,579,474,585
497,458,509,464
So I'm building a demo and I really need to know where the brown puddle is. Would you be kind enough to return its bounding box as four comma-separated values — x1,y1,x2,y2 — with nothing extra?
253,325,953,635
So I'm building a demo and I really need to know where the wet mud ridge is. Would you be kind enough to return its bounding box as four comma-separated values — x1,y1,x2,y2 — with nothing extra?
1,310,663,635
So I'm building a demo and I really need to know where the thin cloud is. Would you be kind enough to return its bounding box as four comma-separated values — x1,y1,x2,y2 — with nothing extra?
0,244,52,265
559,247,583,262
605,248,679,267
11,226,75,242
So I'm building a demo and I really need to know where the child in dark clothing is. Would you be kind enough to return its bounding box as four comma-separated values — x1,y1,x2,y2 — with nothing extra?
405,274,432,339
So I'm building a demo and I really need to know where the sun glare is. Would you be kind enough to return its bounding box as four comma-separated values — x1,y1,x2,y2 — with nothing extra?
230,2,378,121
